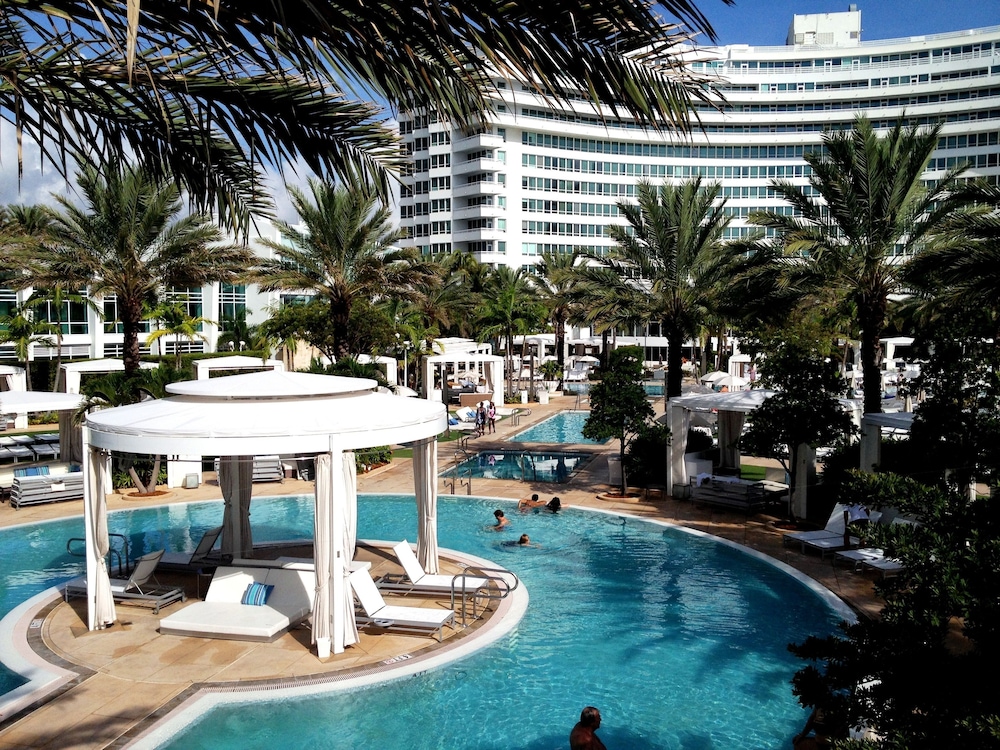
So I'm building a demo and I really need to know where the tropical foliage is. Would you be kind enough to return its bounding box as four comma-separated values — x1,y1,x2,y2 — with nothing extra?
253,179,435,361
2,0,723,227
583,346,654,496
573,177,732,400
744,115,970,414
0,160,256,376
790,471,1000,750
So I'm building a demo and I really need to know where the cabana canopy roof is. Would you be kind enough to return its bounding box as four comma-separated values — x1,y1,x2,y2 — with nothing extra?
85,371,447,455
0,390,85,413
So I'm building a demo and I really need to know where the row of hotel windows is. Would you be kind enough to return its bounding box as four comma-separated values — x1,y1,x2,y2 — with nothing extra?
754,67,993,93
697,109,1000,134
520,83,1000,132
524,156,814,179
520,178,821,199
0,287,246,336
523,130,997,159
692,41,997,72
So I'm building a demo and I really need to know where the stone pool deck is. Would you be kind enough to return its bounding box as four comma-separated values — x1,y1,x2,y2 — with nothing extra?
0,394,886,749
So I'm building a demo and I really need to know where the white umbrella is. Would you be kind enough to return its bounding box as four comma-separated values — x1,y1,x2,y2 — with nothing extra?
714,374,749,391
701,370,728,383
576,355,600,363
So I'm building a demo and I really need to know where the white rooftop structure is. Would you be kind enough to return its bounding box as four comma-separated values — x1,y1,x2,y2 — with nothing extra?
787,6,862,46
192,355,285,380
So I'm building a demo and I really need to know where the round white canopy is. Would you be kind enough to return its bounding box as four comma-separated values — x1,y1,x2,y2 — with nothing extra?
85,370,447,454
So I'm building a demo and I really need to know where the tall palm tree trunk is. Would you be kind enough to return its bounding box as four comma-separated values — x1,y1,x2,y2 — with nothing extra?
860,323,884,415
122,300,144,375
667,329,685,400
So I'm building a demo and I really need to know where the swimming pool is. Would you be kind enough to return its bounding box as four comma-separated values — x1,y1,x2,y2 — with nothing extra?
440,450,589,483
0,495,848,749
508,410,607,444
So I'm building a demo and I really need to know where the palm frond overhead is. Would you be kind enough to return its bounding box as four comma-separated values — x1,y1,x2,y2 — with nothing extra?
3,0,725,226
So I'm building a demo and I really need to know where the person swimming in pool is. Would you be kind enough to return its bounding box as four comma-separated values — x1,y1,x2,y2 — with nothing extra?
492,509,510,530
546,496,562,513
503,533,540,548
518,493,546,512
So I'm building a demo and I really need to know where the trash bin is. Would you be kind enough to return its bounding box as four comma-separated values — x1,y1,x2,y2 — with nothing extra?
537,389,549,404
607,456,622,487
519,390,528,404
183,473,200,489
282,463,296,480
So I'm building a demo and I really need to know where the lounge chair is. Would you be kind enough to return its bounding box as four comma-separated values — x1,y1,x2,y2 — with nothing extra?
157,526,224,571
782,503,864,552
64,549,187,614
377,540,492,599
349,568,455,641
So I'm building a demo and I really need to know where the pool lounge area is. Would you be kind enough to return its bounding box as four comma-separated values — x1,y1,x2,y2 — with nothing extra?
0,398,886,749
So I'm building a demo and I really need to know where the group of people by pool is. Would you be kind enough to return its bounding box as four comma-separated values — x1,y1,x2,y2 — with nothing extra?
489,494,561,548
474,401,497,436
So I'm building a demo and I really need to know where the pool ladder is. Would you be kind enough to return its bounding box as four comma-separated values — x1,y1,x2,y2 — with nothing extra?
444,444,475,494
66,532,131,576
452,566,520,627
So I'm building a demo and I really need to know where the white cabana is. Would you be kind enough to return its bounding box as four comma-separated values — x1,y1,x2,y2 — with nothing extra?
57,359,160,395
192,355,285,380
422,352,504,406
0,364,27,394
0,390,85,460
82,371,447,658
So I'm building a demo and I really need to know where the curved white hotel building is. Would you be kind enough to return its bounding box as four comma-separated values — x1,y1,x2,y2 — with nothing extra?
397,8,1000,272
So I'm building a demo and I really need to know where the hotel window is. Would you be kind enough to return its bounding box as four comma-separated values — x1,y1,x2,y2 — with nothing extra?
37,294,89,334
218,284,246,326
103,295,151,334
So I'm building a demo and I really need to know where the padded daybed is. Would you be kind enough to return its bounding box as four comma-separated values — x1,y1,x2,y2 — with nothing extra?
159,565,315,642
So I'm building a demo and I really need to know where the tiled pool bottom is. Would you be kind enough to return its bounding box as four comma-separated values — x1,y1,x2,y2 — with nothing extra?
440,450,591,483
507,410,608,444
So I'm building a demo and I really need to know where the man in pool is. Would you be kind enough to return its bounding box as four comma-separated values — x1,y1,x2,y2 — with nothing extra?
518,493,546,512
570,706,607,750
492,509,510,530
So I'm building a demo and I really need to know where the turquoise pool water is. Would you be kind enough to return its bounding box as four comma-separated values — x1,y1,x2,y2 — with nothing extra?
0,495,846,748
508,410,607,444
440,450,589,483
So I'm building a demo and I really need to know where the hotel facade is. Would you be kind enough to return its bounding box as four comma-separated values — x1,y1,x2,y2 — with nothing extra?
397,9,1000,269
3,10,1000,374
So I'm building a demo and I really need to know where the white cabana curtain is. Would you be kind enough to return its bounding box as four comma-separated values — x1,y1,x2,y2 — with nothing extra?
336,451,359,648
85,443,116,630
313,453,332,656
668,404,692,493
219,455,254,558
414,437,440,574
343,451,357,561
718,411,745,470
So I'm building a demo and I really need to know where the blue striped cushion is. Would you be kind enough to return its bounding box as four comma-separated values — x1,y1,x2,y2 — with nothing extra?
241,581,274,606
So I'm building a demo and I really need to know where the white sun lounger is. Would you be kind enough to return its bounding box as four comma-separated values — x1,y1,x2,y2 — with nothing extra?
350,568,455,641
377,540,492,598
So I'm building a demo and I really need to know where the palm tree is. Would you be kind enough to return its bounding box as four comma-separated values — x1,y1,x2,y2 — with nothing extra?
475,267,545,397
253,179,436,361
747,116,971,414
904,180,1000,330
536,251,581,372
5,159,257,379
576,177,732,400
0,305,58,386
145,302,215,370
3,0,721,226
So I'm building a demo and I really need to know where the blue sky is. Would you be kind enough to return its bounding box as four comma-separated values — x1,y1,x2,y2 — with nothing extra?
699,0,1000,46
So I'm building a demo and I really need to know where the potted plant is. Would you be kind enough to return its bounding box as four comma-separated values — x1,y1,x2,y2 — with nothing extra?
539,360,562,392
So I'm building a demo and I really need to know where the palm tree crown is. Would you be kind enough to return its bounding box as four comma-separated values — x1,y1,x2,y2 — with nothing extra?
748,115,970,414
576,177,731,399
253,179,436,361
5,160,256,377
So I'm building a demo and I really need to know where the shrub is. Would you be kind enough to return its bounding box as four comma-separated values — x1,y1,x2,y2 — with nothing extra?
624,421,670,488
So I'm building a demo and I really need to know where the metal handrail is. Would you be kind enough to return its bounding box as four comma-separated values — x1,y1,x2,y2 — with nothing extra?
452,566,520,626
66,532,130,576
